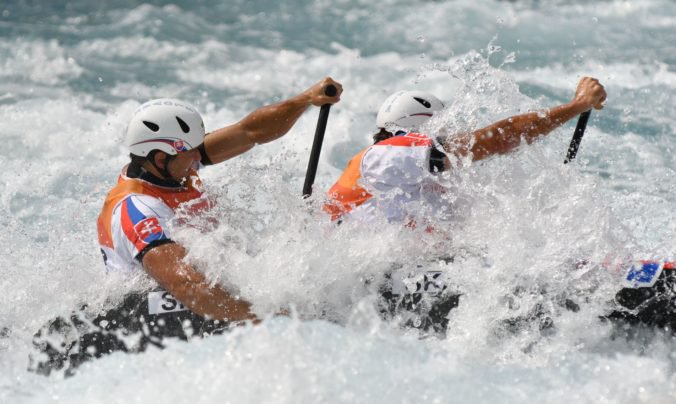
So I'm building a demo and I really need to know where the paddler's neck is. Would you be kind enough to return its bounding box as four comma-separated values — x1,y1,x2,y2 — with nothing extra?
126,163,182,188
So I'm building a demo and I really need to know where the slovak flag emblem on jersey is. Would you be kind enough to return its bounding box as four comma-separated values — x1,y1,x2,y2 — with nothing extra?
623,261,664,288
134,217,165,244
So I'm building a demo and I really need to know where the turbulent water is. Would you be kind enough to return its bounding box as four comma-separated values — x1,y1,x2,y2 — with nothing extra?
1,0,675,402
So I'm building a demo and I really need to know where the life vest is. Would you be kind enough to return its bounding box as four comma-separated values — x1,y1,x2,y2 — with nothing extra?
324,132,433,221
97,167,211,271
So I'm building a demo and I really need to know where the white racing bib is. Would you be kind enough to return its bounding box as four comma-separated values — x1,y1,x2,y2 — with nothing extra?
147,290,189,315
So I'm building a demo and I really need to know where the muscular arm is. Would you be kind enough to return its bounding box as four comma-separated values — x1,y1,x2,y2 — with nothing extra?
142,242,258,323
444,77,606,162
202,77,343,164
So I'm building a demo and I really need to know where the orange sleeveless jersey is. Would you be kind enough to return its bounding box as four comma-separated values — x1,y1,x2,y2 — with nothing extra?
97,170,208,248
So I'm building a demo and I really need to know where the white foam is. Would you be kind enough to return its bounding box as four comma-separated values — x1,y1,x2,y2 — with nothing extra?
0,0,674,402
0,39,83,86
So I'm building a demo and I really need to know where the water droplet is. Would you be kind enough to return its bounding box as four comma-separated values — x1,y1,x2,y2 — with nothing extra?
592,17,598,23
502,52,516,65
419,53,426,59
417,35,425,43
98,77,103,82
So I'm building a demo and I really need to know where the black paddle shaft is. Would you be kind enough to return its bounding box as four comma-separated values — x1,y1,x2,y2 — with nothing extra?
564,110,591,164
302,84,337,197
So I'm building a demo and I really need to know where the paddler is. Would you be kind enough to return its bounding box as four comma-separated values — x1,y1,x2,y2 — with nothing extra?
324,77,606,225
30,77,343,376
324,78,676,335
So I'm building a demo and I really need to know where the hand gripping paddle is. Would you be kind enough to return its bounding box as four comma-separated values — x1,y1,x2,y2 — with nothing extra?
302,84,337,197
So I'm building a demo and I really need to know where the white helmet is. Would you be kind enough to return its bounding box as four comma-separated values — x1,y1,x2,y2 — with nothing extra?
376,90,444,130
126,98,205,157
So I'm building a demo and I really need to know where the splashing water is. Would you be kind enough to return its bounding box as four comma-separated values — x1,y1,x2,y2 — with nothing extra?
1,0,675,402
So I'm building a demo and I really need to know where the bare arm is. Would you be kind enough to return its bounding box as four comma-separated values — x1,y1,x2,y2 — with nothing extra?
444,77,607,161
142,242,258,323
202,77,343,164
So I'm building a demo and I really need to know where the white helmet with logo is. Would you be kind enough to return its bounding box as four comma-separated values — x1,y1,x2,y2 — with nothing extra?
126,98,205,157
376,90,445,131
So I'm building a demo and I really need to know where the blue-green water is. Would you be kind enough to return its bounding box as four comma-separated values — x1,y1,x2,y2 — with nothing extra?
1,1,674,402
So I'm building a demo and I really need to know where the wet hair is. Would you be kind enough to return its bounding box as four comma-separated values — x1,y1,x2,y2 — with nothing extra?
372,128,394,144
127,153,149,177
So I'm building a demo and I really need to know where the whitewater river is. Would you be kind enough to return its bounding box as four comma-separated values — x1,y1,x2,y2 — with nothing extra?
1,0,674,402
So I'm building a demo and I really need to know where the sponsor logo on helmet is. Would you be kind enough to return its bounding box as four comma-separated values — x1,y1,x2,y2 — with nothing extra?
173,140,188,152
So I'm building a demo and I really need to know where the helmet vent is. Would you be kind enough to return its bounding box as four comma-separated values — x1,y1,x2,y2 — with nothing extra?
176,116,190,133
413,97,431,108
143,121,159,132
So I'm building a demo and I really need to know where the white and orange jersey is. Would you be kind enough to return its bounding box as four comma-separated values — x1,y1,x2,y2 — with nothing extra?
97,166,212,272
325,132,443,223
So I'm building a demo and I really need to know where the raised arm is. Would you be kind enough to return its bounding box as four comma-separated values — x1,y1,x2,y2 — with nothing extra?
142,242,258,323
201,77,343,165
444,77,606,161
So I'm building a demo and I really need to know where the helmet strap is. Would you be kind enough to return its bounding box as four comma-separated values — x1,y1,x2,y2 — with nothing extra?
429,136,449,173
159,154,177,180
147,151,181,185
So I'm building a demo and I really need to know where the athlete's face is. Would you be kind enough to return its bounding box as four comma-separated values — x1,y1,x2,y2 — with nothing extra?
165,148,201,180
